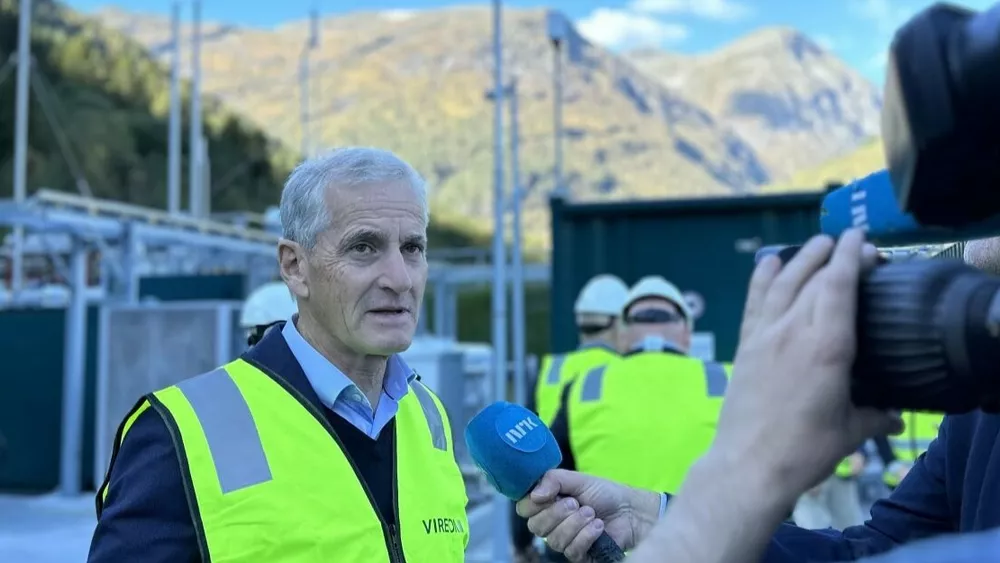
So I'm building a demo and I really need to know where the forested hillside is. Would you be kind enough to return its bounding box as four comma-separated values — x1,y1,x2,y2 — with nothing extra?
0,0,483,249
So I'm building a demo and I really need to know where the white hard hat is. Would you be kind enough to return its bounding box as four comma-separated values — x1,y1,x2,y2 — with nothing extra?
574,274,629,316
241,282,298,328
623,276,693,324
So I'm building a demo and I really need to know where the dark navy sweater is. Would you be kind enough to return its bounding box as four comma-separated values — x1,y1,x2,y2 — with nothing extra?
763,410,1000,561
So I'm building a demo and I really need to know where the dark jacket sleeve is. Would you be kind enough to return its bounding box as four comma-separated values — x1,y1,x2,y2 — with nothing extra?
758,414,958,562
549,383,576,472
88,408,200,563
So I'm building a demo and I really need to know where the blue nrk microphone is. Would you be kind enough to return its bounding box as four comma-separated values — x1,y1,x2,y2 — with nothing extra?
820,169,1000,246
465,402,626,563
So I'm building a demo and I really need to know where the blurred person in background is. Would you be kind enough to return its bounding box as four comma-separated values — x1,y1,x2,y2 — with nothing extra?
531,274,629,425
792,449,867,530
540,276,731,560
881,411,944,491
88,147,469,562
514,273,629,562
240,280,298,346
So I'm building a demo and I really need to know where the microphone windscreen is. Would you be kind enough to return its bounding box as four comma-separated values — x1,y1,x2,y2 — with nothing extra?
464,401,563,500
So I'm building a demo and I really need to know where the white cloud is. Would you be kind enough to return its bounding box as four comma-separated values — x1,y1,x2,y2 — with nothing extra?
848,0,918,74
867,49,888,70
628,0,752,21
849,0,915,36
380,9,417,22
576,8,689,49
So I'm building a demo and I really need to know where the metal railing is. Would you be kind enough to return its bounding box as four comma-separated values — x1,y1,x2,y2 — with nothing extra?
33,189,278,244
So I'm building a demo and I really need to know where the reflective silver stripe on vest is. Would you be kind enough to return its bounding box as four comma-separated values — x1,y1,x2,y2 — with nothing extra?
889,438,935,452
703,362,728,397
410,381,448,451
545,355,567,385
175,368,273,494
579,365,607,402
578,361,727,402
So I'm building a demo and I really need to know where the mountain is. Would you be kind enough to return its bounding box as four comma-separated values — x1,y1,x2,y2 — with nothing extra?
89,6,880,245
0,0,481,250
762,137,886,193
627,27,883,181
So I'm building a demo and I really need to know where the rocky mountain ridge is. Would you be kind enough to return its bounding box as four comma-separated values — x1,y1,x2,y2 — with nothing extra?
90,5,883,243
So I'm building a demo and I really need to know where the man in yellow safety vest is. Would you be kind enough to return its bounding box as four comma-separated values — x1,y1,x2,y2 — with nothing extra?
89,147,469,562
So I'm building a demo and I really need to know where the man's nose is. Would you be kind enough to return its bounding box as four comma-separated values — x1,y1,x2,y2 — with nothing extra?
377,249,414,294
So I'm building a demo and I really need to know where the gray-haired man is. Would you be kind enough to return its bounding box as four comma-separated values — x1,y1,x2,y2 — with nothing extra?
89,147,469,562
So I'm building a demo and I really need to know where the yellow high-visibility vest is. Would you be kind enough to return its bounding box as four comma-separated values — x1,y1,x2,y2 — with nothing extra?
534,343,619,425
884,411,944,487
98,358,469,562
566,351,731,494
835,456,857,478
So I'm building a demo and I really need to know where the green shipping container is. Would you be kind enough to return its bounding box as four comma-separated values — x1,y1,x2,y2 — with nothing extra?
0,274,247,493
550,193,823,362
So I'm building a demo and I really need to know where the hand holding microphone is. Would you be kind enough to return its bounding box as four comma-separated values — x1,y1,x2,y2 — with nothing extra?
464,402,629,563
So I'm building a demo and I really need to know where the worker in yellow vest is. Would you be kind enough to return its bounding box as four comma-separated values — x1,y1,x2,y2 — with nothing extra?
531,274,629,426
240,280,299,346
883,411,945,490
552,275,731,496
89,148,469,562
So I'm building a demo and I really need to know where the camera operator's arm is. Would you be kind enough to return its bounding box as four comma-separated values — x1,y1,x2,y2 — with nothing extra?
765,422,954,560
519,421,957,563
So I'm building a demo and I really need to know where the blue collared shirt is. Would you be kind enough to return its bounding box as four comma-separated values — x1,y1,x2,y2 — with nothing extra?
281,319,415,439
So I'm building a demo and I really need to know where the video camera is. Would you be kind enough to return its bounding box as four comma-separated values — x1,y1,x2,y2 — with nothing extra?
757,2,1000,415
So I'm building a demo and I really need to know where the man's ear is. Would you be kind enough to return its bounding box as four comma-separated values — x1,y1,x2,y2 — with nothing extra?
278,239,309,300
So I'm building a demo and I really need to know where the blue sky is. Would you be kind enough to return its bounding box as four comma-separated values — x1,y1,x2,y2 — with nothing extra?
67,0,996,83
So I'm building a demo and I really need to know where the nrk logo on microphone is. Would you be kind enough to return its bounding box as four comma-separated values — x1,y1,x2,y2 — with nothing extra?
495,406,547,453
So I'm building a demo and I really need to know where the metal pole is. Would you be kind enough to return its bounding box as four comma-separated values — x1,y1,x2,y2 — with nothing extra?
434,281,448,337
58,239,88,496
188,0,203,216
201,133,211,216
120,223,140,303
299,53,310,158
490,1,511,561
12,0,33,300
167,1,182,215
309,6,320,157
552,41,565,197
508,79,526,407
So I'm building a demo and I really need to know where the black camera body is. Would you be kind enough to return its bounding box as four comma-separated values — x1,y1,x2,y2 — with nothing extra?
884,2,1000,227
868,2,1000,413
755,242,1000,414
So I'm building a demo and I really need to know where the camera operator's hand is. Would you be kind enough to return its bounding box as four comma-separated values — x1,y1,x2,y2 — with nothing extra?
618,230,905,563
515,469,660,562
711,230,904,506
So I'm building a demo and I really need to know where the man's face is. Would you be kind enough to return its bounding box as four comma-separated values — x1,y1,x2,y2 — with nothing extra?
283,180,428,357
623,297,691,352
